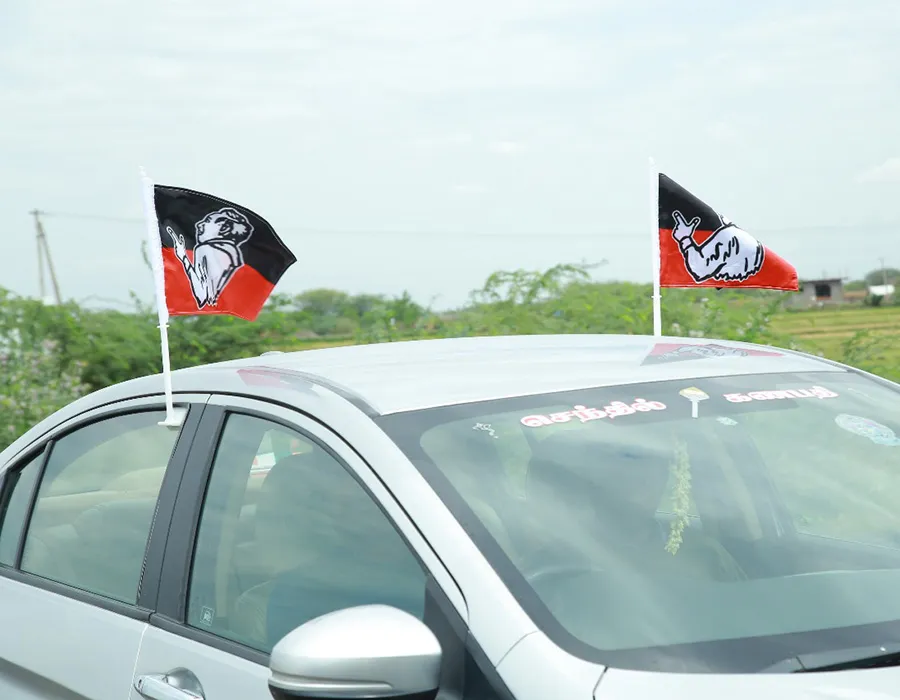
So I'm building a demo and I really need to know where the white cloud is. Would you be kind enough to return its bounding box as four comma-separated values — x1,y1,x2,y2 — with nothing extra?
488,140,527,155
452,183,488,195
706,122,740,144
410,133,473,149
857,158,900,184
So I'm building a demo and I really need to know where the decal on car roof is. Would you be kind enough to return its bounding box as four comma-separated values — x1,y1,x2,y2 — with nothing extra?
834,414,900,446
641,342,782,366
237,368,317,394
520,399,667,428
723,386,838,403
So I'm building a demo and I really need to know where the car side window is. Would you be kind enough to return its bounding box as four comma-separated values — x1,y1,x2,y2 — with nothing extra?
16,411,184,604
187,413,427,653
0,452,43,566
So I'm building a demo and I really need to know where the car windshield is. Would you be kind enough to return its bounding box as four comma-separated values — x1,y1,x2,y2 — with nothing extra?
376,370,900,673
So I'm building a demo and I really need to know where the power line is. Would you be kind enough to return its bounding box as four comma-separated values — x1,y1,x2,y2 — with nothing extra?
40,211,143,224
78,295,138,309
31,210,899,239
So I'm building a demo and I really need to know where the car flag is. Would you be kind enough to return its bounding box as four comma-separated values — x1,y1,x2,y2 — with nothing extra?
150,185,297,321
139,171,297,426
657,173,798,292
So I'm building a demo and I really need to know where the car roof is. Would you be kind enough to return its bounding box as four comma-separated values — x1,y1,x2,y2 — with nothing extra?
78,334,847,417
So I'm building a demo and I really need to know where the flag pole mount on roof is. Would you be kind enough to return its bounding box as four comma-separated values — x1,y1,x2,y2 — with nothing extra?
139,168,298,428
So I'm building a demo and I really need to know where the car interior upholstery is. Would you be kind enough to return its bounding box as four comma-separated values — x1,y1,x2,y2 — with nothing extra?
226,447,425,650
21,466,167,603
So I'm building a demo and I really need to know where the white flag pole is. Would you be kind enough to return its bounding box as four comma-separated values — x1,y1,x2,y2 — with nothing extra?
649,157,662,337
139,167,181,428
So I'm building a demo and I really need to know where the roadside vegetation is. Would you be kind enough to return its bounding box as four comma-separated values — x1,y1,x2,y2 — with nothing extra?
1,263,897,450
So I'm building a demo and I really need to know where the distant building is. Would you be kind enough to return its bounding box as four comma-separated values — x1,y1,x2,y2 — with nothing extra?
868,284,896,299
786,277,847,308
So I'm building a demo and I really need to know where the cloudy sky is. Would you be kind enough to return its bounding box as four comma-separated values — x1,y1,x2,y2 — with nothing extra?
1,0,898,309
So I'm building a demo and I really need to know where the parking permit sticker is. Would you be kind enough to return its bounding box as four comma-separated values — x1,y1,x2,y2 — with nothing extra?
679,387,709,419
200,607,215,626
835,414,900,446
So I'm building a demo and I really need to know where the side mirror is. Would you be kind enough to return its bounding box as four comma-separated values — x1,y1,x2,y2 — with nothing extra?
268,605,442,700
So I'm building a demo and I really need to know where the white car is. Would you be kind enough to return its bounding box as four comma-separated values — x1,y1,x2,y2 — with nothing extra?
1,334,899,700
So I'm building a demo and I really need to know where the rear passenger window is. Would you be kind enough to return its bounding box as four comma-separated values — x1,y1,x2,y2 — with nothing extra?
187,413,426,653
18,411,183,603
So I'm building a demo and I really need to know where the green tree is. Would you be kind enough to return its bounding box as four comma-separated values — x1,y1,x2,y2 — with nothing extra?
295,289,352,318
864,268,900,287
0,290,89,450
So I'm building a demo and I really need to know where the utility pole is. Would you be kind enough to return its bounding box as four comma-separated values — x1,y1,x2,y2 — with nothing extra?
29,209,62,305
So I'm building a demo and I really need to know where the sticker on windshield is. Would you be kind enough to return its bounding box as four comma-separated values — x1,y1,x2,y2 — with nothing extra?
472,422,499,439
679,387,709,419
716,416,738,426
520,399,667,427
723,386,839,403
834,414,900,446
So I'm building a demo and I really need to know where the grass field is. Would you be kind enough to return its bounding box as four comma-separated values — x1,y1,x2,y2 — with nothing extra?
770,305,900,380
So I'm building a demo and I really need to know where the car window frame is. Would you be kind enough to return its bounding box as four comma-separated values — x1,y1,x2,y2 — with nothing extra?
0,394,209,620
150,395,469,669
0,447,47,566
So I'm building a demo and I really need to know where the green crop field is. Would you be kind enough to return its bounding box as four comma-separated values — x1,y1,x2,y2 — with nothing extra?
770,305,900,381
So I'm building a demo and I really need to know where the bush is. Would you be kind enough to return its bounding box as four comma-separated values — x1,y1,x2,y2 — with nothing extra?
0,340,88,452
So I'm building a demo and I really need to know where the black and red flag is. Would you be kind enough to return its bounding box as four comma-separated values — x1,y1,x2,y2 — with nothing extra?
152,185,296,321
658,173,798,291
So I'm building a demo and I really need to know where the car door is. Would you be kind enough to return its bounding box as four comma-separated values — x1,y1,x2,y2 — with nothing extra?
0,395,206,700
129,396,511,700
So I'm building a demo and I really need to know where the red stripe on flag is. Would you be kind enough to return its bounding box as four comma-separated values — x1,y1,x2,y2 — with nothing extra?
161,248,276,321
658,228,798,291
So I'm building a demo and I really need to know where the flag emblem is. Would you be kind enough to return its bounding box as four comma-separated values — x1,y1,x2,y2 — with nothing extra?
641,342,782,365
153,186,296,321
658,173,798,291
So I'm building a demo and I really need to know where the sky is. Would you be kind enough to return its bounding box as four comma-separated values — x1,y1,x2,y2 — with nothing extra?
1,0,898,310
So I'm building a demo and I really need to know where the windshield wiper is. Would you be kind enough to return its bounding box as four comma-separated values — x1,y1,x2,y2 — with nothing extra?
762,643,900,673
